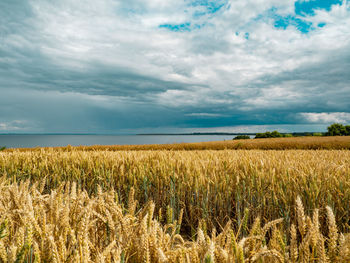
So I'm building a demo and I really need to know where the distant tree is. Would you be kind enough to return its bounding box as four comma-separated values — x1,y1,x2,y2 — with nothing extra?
346,125,350,136
312,132,323,137
233,135,250,140
271,131,283,138
255,133,265,138
255,131,283,138
284,133,293,137
265,131,272,137
0,146,6,151
326,123,347,136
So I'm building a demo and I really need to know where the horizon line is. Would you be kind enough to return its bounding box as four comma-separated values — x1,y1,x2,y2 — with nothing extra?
0,131,323,136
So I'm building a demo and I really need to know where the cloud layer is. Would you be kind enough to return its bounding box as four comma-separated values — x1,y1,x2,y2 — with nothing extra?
0,0,349,133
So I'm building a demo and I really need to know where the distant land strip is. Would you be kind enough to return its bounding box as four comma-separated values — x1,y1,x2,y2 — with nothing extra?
3,136,350,151
138,132,321,136
137,132,257,135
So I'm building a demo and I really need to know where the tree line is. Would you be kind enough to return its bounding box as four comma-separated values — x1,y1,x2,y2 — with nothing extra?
233,123,350,140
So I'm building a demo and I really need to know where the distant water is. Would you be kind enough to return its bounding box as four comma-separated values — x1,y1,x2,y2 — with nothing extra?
0,134,250,148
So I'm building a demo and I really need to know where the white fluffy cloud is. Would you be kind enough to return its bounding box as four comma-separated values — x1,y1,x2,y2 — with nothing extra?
26,0,350,91
300,112,350,124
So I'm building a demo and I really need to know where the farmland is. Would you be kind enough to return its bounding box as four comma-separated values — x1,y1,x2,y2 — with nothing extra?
0,138,350,262
5,135,350,152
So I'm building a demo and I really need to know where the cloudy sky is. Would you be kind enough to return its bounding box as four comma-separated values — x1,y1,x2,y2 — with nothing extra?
0,0,349,134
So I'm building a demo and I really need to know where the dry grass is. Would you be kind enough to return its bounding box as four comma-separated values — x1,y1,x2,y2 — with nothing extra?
5,136,350,152
1,179,350,262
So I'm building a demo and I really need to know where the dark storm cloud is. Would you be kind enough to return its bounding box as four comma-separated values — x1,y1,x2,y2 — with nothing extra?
247,50,350,114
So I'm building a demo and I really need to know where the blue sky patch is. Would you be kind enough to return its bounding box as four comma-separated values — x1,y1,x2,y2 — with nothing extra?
189,0,227,13
254,7,314,33
253,1,348,34
295,0,343,16
159,22,192,32
159,22,205,32
189,0,228,18
274,0,346,32
274,15,313,33
159,0,227,32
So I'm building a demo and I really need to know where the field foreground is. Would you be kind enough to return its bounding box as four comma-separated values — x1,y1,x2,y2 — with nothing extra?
0,148,350,262
0,180,349,262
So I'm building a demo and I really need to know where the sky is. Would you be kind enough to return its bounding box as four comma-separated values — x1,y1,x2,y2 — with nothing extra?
0,0,350,134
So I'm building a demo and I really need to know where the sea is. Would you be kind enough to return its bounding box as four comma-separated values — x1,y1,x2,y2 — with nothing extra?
0,134,251,148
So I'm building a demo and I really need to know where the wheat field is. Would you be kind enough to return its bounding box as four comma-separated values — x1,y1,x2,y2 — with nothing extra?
0,178,349,262
0,148,350,262
6,136,350,152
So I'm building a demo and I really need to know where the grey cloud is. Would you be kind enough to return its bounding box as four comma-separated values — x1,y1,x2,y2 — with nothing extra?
244,51,350,113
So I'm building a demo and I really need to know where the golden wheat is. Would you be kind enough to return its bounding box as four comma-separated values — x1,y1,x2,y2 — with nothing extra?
1,149,350,234
4,136,350,152
0,180,349,262
0,146,350,262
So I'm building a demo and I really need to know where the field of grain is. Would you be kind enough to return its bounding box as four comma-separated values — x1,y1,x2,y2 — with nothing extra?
0,180,349,262
1,146,350,262
6,135,350,151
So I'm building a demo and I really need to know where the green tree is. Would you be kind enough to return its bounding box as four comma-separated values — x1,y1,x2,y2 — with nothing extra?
346,125,350,136
233,135,250,140
326,123,347,136
255,131,283,138
270,131,283,138
255,133,265,138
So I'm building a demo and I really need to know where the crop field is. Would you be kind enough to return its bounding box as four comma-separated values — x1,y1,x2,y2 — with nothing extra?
0,145,350,262
6,135,350,151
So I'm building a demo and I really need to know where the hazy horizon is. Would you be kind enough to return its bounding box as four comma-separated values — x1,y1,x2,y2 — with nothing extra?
0,123,330,135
